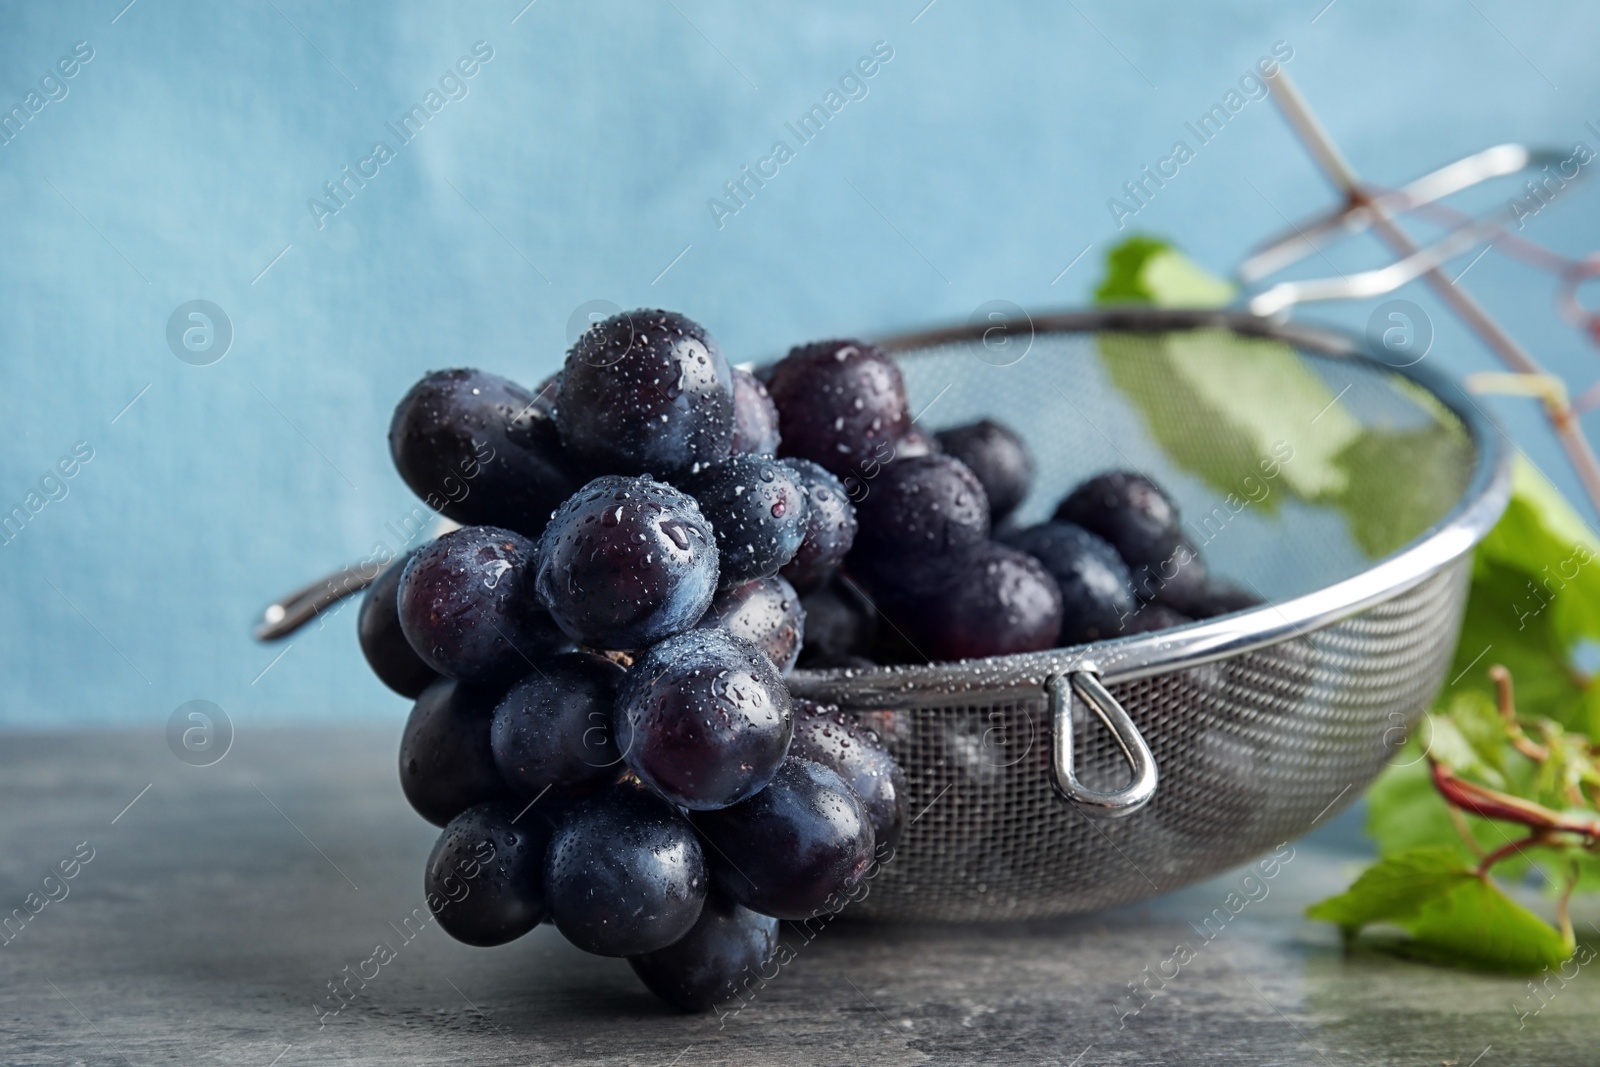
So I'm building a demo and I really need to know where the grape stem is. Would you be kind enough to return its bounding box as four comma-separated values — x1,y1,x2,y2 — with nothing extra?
1556,863,1578,951
1489,665,1551,762
1431,758,1600,841
1475,833,1555,877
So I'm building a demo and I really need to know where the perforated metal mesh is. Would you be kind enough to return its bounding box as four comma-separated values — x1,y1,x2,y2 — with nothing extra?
850,563,1467,921
791,318,1492,922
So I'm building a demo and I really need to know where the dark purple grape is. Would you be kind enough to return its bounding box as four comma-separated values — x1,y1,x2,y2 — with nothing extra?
1120,603,1193,634
358,552,438,697
850,454,990,579
883,542,1062,661
425,803,550,947
628,892,779,1012
615,629,793,810
894,426,940,459
397,527,564,685
789,700,905,858
557,309,734,477
544,784,707,956
934,419,1033,523
794,581,877,669
1054,471,1184,590
1140,535,1208,610
388,368,580,539
778,459,857,592
729,367,781,456
400,678,516,827
1002,522,1135,645
768,339,910,477
491,653,624,799
695,576,806,674
535,475,719,650
692,756,874,920
683,455,809,585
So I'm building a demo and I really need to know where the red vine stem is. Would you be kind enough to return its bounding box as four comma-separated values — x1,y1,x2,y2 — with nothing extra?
1430,758,1600,840
1476,834,1553,877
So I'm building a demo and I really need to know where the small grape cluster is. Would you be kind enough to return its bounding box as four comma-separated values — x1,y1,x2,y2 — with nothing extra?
768,340,1259,666
359,310,914,1011
355,309,1257,1011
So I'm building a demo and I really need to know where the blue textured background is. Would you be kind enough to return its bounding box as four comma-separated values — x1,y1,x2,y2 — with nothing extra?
1,0,1596,729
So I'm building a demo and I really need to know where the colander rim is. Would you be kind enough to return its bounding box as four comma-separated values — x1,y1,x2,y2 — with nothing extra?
784,306,1512,707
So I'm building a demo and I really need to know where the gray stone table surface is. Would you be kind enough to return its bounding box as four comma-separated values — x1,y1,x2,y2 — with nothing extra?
1,728,1594,1066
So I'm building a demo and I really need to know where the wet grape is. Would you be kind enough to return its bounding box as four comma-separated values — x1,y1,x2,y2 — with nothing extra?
789,699,905,858
358,552,438,697
1003,521,1136,644
399,678,517,827
777,458,857,592
1054,471,1184,592
628,892,779,1012
557,309,734,478
729,367,781,456
935,419,1033,523
692,756,875,920
881,542,1062,661
425,803,550,946
388,368,580,539
683,455,809,585
794,580,877,669
490,652,624,799
534,475,719,650
696,576,806,674
849,454,990,580
614,629,793,810
544,783,707,956
767,339,910,477
397,526,564,685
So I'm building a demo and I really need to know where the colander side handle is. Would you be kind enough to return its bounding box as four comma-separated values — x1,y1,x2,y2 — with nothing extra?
1048,672,1158,817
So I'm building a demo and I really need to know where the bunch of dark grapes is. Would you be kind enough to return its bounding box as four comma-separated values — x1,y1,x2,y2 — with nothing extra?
357,308,1263,1011
365,310,902,1012
1015,470,1264,641
759,339,1258,660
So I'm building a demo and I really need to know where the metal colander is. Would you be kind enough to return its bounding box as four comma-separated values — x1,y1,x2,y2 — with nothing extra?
786,307,1509,923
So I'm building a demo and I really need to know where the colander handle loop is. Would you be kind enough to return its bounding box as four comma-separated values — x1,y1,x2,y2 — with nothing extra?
1048,672,1158,817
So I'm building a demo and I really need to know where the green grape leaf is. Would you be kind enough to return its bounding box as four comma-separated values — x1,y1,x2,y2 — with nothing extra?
1092,238,1355,505
1447,557,1589,731
1307,848,1571,973
1160,330,1360,500
1093,235,1236,308
1400,876,1572,972
1091,236,1466,554
1326,422,1472,558
1305,846,1471,928
1097,237,1600,973
1442,458,1600,734
1095,332,1321,510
